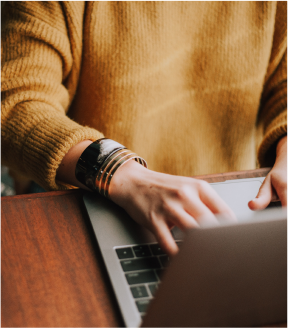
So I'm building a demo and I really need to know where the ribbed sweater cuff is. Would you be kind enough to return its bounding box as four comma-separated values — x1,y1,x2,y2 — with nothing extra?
22,114,104,191
258,110,287,167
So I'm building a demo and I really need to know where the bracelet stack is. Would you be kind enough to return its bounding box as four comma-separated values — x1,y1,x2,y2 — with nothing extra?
75,138,147,198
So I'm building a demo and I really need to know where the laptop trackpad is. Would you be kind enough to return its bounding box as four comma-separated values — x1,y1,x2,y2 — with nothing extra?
172,179,264,240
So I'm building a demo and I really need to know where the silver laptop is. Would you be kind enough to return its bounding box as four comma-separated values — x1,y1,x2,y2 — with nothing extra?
83,177,287,327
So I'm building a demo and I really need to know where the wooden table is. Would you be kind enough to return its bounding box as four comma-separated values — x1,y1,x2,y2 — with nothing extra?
1,168,285,327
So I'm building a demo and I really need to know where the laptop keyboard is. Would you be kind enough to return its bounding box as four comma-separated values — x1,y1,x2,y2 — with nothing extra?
115,242,181,315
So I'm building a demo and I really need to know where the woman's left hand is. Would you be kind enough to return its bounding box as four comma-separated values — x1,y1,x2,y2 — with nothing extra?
249,136,287,210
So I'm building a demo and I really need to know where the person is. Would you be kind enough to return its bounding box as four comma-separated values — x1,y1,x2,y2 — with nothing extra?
2,1,287,256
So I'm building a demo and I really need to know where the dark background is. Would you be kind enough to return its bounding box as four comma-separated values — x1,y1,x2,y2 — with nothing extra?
1,166,16,196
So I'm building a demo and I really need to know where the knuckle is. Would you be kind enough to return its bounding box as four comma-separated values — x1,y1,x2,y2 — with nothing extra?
196,179,210,192
173,180,210,200
271,174,287,190
174,184,191,200
280,179,287,189
162,201,177,217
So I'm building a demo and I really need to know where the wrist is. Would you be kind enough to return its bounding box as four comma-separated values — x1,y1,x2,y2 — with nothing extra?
109,159,149,205
57,140,93,190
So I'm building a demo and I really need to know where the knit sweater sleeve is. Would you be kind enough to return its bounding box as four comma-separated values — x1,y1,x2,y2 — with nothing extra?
1,2,104,191
257,1,287,167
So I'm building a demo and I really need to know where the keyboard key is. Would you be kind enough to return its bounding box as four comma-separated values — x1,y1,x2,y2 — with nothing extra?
136,299,151,313
159,255,170,267
148,283,158,296
120,257,161,272
116,247,134,259
130,285,149,298
149,243,165,256
133,245,151,257
126,271,158,285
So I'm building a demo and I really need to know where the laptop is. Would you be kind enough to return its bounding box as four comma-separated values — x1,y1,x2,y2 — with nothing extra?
83,177,287,327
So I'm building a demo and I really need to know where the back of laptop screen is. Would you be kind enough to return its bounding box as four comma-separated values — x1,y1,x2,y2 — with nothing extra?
143,212,287,327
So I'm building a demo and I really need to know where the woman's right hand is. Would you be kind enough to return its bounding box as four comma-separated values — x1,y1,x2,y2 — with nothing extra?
56,140,237,257
109,160,237,257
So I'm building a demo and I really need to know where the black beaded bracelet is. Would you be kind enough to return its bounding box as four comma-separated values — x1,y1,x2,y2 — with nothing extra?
75,138,125,191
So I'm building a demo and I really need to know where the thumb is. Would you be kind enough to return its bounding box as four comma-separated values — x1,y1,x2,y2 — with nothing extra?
248,175,274,210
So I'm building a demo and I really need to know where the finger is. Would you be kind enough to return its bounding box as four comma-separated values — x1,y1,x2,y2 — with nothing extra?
166,207,199,231
152,220,179,257
184,199,219,226
271,192,280,202
279,189,288,206
248,175,273,210
199,184,237,222
272,178,287,206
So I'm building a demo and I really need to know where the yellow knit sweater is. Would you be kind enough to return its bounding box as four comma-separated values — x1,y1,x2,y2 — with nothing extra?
1,1,287,191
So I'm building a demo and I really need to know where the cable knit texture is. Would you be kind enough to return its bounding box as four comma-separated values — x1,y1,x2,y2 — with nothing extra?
1,1,287,191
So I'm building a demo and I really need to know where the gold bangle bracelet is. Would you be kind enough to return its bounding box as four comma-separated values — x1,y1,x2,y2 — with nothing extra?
90,145,147,197
96,149,135,193
95,149,130,192
100,152,137,197
105,155,148,198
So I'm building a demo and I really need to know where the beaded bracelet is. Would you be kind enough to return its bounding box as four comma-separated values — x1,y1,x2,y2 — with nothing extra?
75,138,147,197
